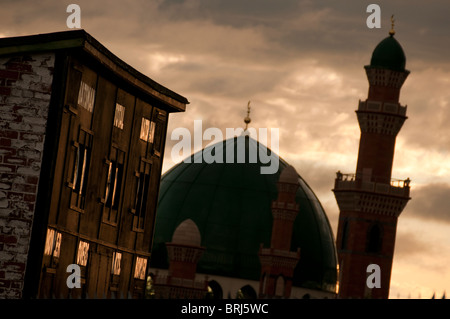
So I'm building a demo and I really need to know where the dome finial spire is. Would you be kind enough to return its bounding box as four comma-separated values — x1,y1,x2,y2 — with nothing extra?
244,100,251,130
389,14,395,36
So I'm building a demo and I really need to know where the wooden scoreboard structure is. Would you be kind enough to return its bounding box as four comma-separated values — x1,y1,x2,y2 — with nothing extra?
0,30,188,298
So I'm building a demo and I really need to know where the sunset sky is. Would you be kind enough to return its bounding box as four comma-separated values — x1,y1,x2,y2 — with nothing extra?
2,0,449,298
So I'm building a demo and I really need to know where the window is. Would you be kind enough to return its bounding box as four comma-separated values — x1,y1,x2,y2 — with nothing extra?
105,161,123,209
102,148,125,223
114,103,125,129
69,128,93,211
135,172,150,220
134,257,147,280
44,228,62,258
275,276,285,297
53,232,62,258
341,219,349,250
132,159,152,230
238,285,257,299
366,224,382,253
76,240,90,266
152,109,167,157
207,280,223,299
139,117,155,143
261,273,267,294
73,144,90,195
111,252,122,276
77,80,96,112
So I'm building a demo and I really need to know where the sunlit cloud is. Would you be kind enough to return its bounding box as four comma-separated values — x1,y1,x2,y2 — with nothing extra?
147,52,186,73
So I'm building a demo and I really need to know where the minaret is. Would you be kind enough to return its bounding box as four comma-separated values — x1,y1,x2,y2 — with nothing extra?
153,219,208,298
259,165,301,298
166,219,205,280
333,19,411,299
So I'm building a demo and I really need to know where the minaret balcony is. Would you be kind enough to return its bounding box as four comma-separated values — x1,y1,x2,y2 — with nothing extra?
153,274,208,290
333,172,411,217
356,100,408,135
259,245,301,269
333,172,410,198
357,99,407,117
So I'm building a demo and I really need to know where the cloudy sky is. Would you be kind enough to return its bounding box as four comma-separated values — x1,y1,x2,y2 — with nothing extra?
2,0,450,298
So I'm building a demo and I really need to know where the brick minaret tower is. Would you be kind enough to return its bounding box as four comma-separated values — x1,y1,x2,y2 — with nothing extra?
333,22,411,299
259,165,301,298
152,219,208,298
166,219,205,281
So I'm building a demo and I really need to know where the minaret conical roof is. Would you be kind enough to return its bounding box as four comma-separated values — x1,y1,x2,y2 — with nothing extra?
369,33,407,72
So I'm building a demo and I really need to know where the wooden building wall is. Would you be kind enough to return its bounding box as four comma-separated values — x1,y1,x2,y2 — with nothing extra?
39,55,169,298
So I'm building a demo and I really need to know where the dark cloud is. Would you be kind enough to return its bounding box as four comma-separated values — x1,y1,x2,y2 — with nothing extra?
406,183,450,223
157,0,304,28
289,160,340,195
395,229,432,258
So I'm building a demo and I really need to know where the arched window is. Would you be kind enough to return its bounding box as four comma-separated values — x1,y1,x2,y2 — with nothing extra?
207,280,223,299
366,224,382,253
261,273,267,294
238,285,257,299
341,219,349,250
275,276,285,297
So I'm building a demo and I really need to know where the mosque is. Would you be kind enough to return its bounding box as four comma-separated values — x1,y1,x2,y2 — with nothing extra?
148,21,411,299
149,134,338,299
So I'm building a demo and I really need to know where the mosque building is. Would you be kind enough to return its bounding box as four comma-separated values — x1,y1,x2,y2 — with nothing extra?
149,133,338,299
148,21,412,299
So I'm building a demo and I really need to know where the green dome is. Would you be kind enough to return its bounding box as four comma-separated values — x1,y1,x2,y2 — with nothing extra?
151,135,338,292
369,35,406,71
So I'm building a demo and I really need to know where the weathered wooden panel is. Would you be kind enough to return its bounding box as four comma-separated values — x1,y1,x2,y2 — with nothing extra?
118,98,152,249
112,88,135,147
80,75,116,239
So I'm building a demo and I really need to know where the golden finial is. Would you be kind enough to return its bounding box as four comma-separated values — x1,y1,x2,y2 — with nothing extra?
244,101,251,130
389,14,395,36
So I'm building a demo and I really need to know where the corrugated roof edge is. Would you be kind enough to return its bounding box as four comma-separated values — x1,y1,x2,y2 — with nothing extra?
0,30,189,106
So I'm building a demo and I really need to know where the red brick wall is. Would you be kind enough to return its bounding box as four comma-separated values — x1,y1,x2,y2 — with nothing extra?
0,53,55,298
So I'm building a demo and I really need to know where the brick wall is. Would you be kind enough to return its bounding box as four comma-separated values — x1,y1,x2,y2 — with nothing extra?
0,53,55,298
